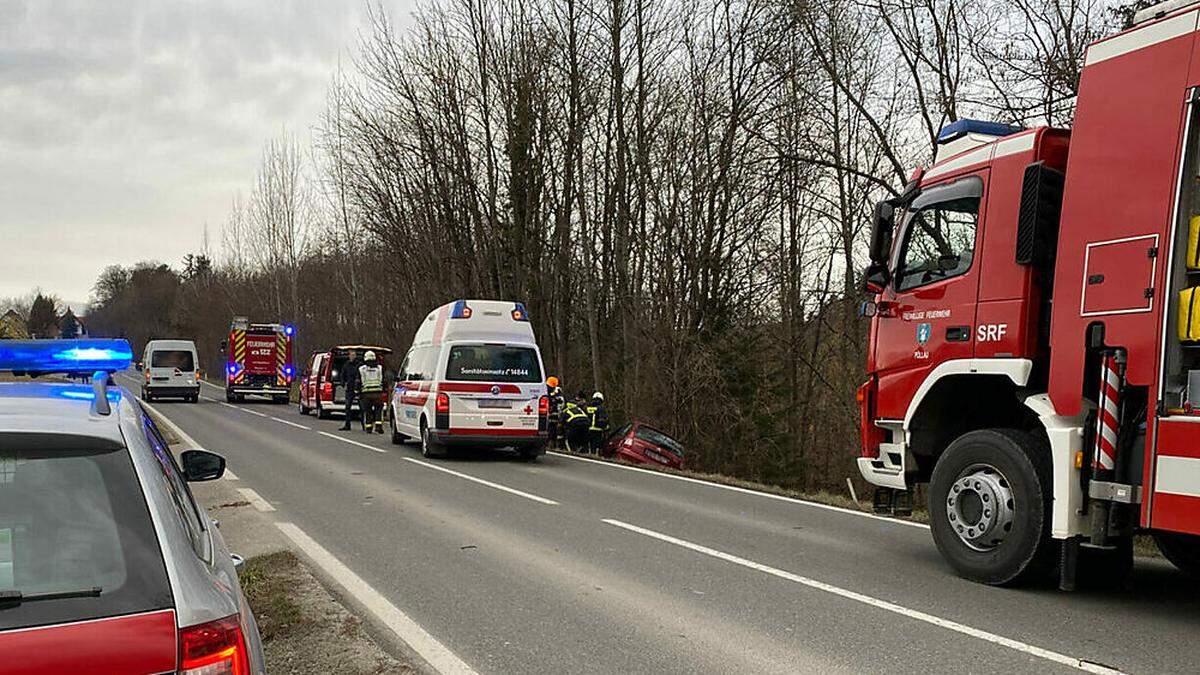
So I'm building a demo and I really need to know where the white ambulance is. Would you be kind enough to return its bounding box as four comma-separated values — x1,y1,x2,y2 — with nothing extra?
388,300,549,460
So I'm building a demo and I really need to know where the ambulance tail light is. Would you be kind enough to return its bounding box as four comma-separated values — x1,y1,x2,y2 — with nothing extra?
435,392,450,430
857,376,884,458
450,301,472,319
178,614,249,675
321,381,333,400
538,395,549,431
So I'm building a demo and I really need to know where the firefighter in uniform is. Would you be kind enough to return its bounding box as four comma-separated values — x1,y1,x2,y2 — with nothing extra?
562,394,590,453
339,350,361,431
546,376,565,446
586,391,609,454
358,351,386,434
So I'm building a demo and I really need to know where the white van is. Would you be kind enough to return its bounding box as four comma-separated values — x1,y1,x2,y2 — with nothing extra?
389,300,548,460
141,339,200,402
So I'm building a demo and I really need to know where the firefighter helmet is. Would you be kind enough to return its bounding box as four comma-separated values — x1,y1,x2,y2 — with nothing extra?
364,350,377,362
547,376,559,388
592,391,604,402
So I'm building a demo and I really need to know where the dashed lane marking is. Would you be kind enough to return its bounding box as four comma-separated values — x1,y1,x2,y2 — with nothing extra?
403,457,558,505
319,431,388,454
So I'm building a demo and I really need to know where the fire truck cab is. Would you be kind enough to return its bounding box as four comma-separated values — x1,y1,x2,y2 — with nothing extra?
860,0,1200,587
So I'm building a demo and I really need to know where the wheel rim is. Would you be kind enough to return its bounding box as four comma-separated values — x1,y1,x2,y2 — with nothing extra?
946,463,1015,551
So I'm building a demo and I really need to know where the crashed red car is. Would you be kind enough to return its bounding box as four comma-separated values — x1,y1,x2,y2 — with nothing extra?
601,422,685,470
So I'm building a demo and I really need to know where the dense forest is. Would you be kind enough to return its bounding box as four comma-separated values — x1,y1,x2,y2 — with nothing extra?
86,0,1134,492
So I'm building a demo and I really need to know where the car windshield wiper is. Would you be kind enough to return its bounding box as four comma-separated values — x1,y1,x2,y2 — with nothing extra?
0,586,101,607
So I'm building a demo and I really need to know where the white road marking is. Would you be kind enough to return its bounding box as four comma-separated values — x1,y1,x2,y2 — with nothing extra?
223,468,240,481
270,416,311,430
403,458,558,505
602,519,1123,675
277,522,477,675
239,487,276,512
136,396,206,450
240,407,269,418
319,431,387,453
550,452,928,530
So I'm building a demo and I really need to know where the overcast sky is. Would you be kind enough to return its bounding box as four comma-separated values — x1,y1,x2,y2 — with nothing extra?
0,0,411,308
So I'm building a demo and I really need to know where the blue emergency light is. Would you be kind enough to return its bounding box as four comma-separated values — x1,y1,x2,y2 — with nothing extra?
512,302,530,322
0,339,133,373
936,119,1023,144
284,323,296,337
451,300,473,319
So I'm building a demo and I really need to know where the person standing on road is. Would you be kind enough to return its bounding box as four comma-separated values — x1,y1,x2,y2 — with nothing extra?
586,391,609,454
359,351,386,434
562,395,590,453
339,350,361,431
546,376,565,446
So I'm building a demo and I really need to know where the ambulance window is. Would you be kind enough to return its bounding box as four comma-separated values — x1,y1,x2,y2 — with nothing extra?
896,177,982,291
398,352,412,381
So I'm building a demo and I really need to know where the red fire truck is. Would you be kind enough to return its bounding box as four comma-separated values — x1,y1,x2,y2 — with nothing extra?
223,317,295,404
859,0,1200,588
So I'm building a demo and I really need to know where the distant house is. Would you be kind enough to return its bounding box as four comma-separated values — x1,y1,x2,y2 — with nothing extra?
59,308,88,339
0,310,29,339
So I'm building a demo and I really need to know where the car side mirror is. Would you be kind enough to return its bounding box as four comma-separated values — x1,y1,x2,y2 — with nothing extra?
219,340,228,354
858,300,878,318
181,449,225,482
869,200,895,265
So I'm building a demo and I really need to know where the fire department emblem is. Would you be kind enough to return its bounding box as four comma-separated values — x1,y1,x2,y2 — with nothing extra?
917,322,932,345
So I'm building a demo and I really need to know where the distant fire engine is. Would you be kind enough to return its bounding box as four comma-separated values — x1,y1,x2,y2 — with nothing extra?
223,317,295,404
859,0,1200,588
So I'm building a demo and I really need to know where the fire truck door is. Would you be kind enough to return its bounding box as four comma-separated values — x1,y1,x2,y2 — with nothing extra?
874,172,988,420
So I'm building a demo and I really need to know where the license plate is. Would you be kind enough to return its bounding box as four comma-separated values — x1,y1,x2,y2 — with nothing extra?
478,399,512,409
645,450,671,464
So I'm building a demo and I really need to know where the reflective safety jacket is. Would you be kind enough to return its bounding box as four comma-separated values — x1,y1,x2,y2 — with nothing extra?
586,404,609,433
548,387,565,421
563,402,589,428
359,364,384,393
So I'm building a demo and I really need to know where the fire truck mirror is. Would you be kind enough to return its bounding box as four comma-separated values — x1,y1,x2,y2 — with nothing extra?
858,300,878,318
869,200,895,265
863,262,890,295
219,339,227,354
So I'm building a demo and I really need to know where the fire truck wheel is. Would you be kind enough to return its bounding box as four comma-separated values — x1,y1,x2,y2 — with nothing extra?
929,428,1053,586
1153,531,1200,578
421,420,444,458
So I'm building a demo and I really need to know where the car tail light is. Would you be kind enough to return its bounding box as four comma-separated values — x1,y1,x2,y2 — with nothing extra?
857,376,884,458
179,615,249,675
321,382,332,399
538,395,549,415
435,392,450,430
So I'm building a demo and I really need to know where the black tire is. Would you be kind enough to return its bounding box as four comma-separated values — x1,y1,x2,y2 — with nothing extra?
928,428,1054,586
421,420,444,458
144,390,153,402
299,399,311,415
225,390,235,403
189,394,199,403
518,448,540,462
1153,531,1200,578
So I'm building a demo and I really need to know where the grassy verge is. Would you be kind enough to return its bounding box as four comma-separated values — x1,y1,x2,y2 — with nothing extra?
239,551,414,674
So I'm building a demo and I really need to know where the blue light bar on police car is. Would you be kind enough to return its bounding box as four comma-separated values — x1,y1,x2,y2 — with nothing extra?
0,339,134,373
937,119,1023,144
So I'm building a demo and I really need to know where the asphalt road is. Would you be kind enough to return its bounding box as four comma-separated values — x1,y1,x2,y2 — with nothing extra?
122,374,1200,675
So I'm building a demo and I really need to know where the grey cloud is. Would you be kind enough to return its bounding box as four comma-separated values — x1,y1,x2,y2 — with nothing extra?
0,0,412,302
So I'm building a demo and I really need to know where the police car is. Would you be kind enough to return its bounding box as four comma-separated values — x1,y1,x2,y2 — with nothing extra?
0,339,265,674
